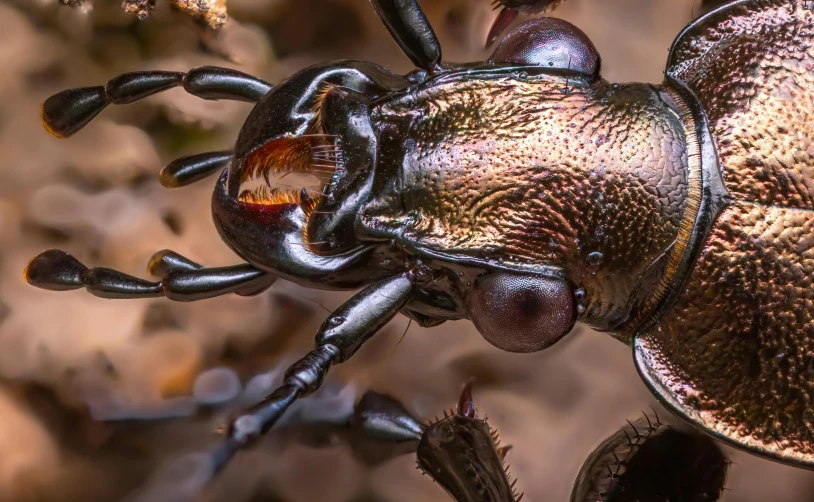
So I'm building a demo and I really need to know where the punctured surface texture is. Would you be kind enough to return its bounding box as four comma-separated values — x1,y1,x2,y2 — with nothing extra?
637,0,814,466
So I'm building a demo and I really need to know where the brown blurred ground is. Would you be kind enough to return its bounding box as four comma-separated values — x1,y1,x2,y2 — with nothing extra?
1,0,814,500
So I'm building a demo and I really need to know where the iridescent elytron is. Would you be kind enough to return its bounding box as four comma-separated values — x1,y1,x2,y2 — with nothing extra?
24,0,814,474
571,411,728,502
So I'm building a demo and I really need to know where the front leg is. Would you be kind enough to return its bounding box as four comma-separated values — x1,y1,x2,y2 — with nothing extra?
369,0,442,72
224,272,415,455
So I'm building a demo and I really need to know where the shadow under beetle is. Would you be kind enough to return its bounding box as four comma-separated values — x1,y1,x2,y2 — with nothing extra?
25,0,814,473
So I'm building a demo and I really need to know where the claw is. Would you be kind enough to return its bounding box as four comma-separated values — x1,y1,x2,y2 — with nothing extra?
457,380,476,418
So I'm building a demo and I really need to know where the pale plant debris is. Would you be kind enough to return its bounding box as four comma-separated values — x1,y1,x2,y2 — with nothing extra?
169,0,227,28
61,0,228,29
121,0,157,21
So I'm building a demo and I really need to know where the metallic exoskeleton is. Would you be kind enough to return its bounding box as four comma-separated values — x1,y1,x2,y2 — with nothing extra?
25,0,814,475
635,0,814,467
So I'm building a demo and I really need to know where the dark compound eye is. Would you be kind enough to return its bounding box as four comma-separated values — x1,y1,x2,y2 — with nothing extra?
489,18,601,76
485,0,567,47
467,272,576,353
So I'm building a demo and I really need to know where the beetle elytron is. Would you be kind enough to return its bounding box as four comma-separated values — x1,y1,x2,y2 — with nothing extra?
25,0,814,474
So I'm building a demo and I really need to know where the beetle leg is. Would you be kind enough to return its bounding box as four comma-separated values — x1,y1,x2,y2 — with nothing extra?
369,0,442,72
159,150,233,188
129,387,426,500
223,272,415,453
331,390,427,466
485,7,519,47
41,66,272,139
24,249,274,301
351,391,425,443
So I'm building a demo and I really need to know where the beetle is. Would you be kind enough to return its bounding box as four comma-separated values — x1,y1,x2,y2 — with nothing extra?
23,0,814,474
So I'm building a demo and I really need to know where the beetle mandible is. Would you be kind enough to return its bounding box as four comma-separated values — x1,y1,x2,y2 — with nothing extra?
24,0,814,471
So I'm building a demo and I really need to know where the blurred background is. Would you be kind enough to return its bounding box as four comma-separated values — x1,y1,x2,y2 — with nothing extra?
1,0,813,500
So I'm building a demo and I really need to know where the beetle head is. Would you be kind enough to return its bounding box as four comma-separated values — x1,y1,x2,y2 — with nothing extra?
213,19,600,348
214,16,685,351
212,60,417,289
358,19,604,350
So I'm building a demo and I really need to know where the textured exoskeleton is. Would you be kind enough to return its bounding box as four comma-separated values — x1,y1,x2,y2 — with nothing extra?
571,411,728,502
24,0,814,474
634,0,814,467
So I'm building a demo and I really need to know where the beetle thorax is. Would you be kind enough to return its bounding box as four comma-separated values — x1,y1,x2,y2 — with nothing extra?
366,75,692,331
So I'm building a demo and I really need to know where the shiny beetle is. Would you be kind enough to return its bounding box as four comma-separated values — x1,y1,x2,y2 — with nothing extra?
25,0,814,473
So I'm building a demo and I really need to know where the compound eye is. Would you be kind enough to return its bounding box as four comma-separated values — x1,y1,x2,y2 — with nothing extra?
490,18,600,76
467,273,575,353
